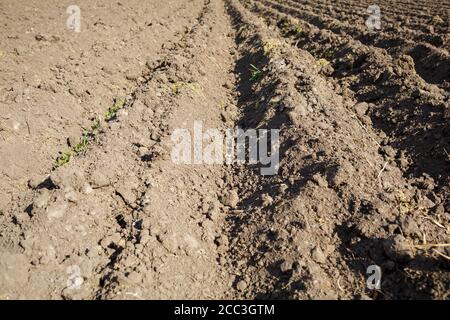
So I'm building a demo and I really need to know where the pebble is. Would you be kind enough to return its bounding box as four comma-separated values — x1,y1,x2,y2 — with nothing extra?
312,173,328,188
222,189,239,208
381,145,396,158
399,216,420,237
354,102,369,117
90,171,109,188
236,280,247,291
28,175,47,189
261,194,273,207
280,259,293,272
116,186,136,205
34,190,50,209
207,203,221,221
65,190,80,203
47,201,68,219
82,183,93,195
311,246,327,264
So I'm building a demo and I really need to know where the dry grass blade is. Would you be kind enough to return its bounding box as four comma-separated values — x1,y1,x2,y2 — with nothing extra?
413,243,450,249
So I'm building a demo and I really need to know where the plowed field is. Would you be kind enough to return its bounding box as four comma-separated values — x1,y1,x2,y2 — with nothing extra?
0,0,449,299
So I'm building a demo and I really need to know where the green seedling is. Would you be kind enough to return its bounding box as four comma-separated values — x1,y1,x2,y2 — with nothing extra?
91,118,100,131
317,58,330,67
55,100,121,168
293,24,303,35
171,81,185,94
278,17,303,37
280,20,291,36
55,151,72,167
105,98,125,121
263,39,279,55
55,129,94,167
249,64,262,82
72,134,89,154
55,134,89,168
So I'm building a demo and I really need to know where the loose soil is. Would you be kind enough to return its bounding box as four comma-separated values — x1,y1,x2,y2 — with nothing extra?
0,0,449,299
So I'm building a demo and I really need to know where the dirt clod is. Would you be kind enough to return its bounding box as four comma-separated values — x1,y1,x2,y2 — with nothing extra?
0,0,448,300
222,189,239,208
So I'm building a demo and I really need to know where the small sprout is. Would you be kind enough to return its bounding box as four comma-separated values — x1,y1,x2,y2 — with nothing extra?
91,118,100,131
171,82,185,94
249,64,262,82
278,17,302,37
294,24,303,35
72,134,89,154
55,151,72,167
263,39,278,55
171,82,203,97
317,58,330,67
279,19,291,36
396,191,415,214
431,15,444,25
105,98,125,121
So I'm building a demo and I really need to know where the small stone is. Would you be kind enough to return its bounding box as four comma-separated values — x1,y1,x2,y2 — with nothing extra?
381,145,396,158
223,81,233,90
67,276,84,289
311,246,327,264
126,70,140,81
383,235,414,262
14,211,30,224
102,66,115,75
67,135,79,148
65,190,80,203
100,232,123,248
35,34,46,41
220,112,229,123
419,196,435,209
139,232,150,245
137,146,148,158
132,100,146,112
183,234,199,250
280,259,293,272
434,204,445,215
47,201,68,219
279,183,288,193
312,173,328,188
222,189,239,208
215,235,229,248
399,216,420,237
34,190,50,209
354,102,369,117
116,109,128,121
90,170,109,188
116,186,136,206
28,175,48,189
126,271,142,284
82,183,93,195
86,245,102,258
236,280,247,291
207,202,221,221
261,194,273,207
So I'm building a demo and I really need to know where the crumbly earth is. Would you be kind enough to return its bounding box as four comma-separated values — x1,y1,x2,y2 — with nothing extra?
0,0,449,300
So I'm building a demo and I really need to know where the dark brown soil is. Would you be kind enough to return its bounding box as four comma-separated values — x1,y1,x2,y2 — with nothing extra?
0,0,449,300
